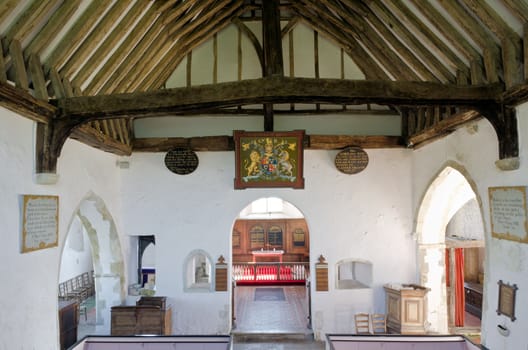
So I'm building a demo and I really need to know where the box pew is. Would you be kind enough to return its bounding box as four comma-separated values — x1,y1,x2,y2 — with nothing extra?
326,335,487,350
68,335,231,350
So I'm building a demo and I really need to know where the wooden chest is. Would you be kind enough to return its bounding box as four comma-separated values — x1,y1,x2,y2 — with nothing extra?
111,297,171,335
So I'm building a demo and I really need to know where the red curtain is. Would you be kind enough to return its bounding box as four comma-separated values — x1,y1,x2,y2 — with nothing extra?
454,248,465,326
446,248,465,326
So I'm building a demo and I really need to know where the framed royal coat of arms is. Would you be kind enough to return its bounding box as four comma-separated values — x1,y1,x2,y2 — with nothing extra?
234,130,305,189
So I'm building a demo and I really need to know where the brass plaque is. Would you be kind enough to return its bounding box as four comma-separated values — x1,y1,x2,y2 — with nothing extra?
164,148,199,175
335,147,369,174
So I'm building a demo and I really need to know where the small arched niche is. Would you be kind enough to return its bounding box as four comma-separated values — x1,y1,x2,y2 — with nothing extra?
184,249,214,292
335,259,372,289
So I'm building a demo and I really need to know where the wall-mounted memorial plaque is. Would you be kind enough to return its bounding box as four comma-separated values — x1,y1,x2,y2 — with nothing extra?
497,280,517,321
334,147,369,174
21,194,59,253
164,147,199,175
489,186,528,243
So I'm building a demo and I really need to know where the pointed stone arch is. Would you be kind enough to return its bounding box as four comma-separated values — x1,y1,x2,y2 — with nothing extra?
415,161,485,333
60,191,125,334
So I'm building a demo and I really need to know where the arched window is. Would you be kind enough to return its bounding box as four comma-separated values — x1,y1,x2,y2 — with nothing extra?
267,225,283,249
249,225,265,249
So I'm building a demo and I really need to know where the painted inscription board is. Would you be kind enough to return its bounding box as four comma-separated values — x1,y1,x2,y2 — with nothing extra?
489,186,528,243
21,194,59,253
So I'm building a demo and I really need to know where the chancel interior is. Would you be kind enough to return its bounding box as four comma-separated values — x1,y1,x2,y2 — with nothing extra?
1,1,528,349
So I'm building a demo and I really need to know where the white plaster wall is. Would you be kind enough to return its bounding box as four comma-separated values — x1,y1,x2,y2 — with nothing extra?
120,147,416,337
412,103,528,350
59,216,93,283
0,107,124,349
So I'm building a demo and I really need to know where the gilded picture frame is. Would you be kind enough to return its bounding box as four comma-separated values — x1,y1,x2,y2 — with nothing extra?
234,130,305,189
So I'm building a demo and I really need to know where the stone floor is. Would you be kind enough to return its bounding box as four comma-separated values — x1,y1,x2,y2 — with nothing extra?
232,285,325,349
233,285,311,334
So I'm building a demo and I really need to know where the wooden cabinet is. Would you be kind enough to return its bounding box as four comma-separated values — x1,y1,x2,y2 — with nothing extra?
384,284,429,334
464,282,483,319
111,297,171,335
59,300,78,350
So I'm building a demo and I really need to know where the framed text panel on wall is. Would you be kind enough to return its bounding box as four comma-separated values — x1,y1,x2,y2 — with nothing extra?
234,130,305,189
488,186,528,243
21,194,59,253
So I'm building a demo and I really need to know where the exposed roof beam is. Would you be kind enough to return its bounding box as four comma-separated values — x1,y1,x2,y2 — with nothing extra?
132,134,404,152
55,77,504,121
0,81,56,123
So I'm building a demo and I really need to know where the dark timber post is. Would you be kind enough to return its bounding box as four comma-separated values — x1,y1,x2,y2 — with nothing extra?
262,0,284,131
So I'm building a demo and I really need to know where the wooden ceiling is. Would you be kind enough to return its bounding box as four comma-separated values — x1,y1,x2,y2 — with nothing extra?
0,0,527,174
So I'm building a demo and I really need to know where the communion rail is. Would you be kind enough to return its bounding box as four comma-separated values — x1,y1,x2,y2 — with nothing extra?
232,262,309,285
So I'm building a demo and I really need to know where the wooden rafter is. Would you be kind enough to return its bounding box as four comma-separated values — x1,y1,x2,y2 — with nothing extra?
44,0,112,74
24,0,81,61
80,2,162,94
60,1,138,79
382,0,467,75
167,0,233,39
438,0,499,50
357,1,441,82
501,0,528,23
460,0,522,87
2,0,61,52
145,2,247,90
289,4,387,80
367,0,455,83
340,2,421,81
68,1,149,86
408,0,482,65
97,12,166,94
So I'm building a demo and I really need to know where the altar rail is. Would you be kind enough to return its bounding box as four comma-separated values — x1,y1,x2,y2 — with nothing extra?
233,262,309,285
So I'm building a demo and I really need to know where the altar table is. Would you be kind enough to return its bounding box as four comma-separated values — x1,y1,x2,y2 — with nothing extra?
251,249,284,262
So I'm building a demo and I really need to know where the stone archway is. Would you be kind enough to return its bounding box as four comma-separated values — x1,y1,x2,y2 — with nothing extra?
415,163,484,334
61,191,125,334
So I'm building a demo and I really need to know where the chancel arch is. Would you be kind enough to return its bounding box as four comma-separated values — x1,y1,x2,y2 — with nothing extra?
59,191,125,335
415,163,486,334
231,197,311,333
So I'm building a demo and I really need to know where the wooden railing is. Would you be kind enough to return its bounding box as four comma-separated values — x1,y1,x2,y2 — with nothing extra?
232,262,309,284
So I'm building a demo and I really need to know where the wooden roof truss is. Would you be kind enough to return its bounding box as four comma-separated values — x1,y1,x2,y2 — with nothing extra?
0,0,526,174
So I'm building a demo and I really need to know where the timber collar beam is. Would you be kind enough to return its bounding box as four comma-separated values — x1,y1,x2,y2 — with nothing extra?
53,77,504,121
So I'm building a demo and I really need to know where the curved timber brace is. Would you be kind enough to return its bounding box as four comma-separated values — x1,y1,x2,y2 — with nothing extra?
476,102,519,170
35,117,83,183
